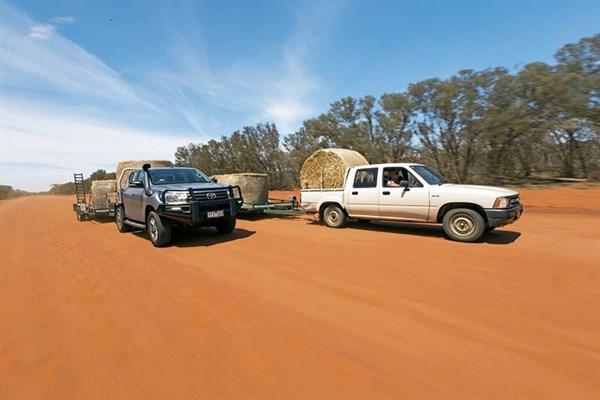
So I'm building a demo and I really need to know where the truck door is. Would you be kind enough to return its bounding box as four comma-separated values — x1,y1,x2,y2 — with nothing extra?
344,167,379,218
122,171,145,222
379,168,430,221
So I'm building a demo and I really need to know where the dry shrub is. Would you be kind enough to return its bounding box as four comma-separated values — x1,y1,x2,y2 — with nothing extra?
115,160,173,189
300,148,369,189
91,180,116,209
211,173,269,205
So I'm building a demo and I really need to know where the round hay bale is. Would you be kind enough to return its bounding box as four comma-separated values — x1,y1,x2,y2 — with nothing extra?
115,160,173,189
300,148,369,189
91,180,116,209
211,173,269,205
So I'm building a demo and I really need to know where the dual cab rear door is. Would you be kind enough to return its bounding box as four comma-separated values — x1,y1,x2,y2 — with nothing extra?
344,167,430,221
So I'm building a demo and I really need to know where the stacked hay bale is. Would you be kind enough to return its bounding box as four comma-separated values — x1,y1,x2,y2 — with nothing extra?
300,148,369,189
211,173,269,205
91,180,116,209
115,160,173,189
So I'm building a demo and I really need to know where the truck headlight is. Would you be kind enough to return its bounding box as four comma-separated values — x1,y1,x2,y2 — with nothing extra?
493,196,510,208
164,191,189,204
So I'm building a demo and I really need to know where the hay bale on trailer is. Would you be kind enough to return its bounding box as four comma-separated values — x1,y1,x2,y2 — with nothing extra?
115,160,173,189
211,173,269,205
300,148,369,189
91,180,116,209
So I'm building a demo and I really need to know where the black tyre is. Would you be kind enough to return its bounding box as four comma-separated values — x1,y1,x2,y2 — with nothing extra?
442,208,485,242
76,210,85,222
116,205,131,232
323,205,346,228
147,211,172,247
215,216,236,234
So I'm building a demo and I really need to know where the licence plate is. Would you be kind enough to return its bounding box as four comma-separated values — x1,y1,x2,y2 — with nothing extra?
207,210,224,218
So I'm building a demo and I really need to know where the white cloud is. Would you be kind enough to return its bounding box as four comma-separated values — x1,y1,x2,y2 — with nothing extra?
0,97,196,192
0,2,341,191
149,3,340,136
26,23,55,41
50,16,75,25
1,4,151,108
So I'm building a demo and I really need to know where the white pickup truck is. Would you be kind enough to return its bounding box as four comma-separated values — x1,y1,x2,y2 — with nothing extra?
300,163,523,242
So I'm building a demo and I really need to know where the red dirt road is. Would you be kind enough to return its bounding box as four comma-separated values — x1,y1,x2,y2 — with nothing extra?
1,187,599,399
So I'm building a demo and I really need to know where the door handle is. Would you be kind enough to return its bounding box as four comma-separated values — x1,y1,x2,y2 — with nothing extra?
352,191,358,195
382,191,390,195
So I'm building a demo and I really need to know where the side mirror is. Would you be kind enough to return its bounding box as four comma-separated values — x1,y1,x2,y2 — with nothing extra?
399,180,410,190
211,177,218,183
130,180,144,188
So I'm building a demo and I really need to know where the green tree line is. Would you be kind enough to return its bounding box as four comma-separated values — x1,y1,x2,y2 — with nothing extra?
176,34,599,189
49,169,116,195
0,185,30,200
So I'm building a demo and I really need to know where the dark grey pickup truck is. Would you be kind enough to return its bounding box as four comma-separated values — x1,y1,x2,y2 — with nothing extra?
116,164,243,247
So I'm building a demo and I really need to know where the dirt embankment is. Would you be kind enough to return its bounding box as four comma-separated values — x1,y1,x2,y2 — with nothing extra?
1,187,598,399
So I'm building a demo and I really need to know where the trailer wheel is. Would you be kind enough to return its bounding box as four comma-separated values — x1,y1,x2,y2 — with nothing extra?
442,208,485,242
76,210,85,222
323,205,346,228
147,211,172,247
215,216,236,234
116,205,131,233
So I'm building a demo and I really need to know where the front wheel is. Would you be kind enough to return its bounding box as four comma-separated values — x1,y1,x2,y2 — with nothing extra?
442,208,485,242
116,205,131,232
323,205,346,228
215,216,236,234
147,211,172,247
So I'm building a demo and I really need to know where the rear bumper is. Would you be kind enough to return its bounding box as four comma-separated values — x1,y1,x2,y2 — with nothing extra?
484,205,523,227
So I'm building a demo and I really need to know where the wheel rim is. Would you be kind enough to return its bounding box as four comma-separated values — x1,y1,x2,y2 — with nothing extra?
326,209,340,225
149,216,158,240
450,213,475,237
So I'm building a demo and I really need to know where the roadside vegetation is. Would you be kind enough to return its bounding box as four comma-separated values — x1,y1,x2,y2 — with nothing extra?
43,34,598,193
176,34,599,189
0,185,30,200
48,170,116,195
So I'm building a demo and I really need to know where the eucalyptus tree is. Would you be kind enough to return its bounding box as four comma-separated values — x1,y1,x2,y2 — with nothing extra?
228,123,292,188
551,34,600,177
374,92,415,163
518,35,600,178
408,70,495,183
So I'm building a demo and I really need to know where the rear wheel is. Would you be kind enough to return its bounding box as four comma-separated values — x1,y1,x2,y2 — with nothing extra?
147,211,172,247
76,210,85,222
215,216,236,234
323,205,346,228
443,208,485,242
116,205,131,232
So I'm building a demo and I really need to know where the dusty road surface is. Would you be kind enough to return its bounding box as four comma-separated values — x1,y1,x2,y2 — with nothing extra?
1,187,599,399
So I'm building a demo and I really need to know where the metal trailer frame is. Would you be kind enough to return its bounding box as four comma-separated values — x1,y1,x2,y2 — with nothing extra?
72,173,116,221
239,196,306,215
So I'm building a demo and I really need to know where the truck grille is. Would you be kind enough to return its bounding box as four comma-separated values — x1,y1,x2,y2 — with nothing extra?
190,188,229,203
510,195,521,207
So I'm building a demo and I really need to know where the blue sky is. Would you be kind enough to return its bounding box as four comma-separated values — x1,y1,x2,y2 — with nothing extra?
1,0,598,192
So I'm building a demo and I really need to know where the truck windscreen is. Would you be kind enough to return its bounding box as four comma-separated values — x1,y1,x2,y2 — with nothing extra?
149,169,211,185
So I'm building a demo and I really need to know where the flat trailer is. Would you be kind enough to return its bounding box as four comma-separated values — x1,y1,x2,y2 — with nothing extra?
72,173,116,221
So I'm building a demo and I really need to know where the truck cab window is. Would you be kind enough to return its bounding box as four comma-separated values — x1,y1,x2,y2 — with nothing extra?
353,168,378,188
128,171,140,184
407,172,423,188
